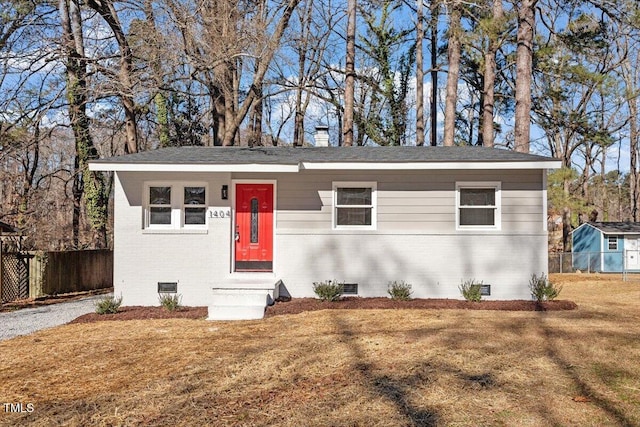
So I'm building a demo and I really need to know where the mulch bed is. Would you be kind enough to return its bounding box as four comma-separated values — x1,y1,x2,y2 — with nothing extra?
264,297,578,317
67,297,577,324
69,306,209,324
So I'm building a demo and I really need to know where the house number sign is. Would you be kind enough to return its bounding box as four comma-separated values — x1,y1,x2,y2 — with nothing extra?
208,208,231,218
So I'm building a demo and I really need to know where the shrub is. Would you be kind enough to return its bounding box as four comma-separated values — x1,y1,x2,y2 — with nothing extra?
529,273,562,302
459,279,483,302
387,281,413,301
159,293,182,311
312,280,344,302
95,295,122,314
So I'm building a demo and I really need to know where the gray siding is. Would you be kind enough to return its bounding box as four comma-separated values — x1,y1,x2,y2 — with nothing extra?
112,168,548,306
238,169,544,234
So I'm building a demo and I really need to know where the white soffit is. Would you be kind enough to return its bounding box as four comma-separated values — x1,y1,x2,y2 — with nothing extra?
300,161,562,170
88,163,301,172
89,160,561,172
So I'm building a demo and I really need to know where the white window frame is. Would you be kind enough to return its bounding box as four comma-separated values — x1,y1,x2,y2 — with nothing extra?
332,181,377,230
607,236,618,251
144,182,208,230
455,181,501,231
146,183,176,229
182,185,208,228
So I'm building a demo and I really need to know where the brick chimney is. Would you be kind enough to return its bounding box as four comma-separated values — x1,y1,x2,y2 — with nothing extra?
314,126,329,147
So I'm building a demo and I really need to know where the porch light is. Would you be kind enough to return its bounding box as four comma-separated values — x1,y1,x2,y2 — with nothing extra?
221,185,228,200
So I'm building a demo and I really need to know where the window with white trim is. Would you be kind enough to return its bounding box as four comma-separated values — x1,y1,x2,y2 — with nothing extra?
607,236,618,251
333,182,376,229
456,182,501,230
149,186,172,226
184,186,206,225
145,183,207,229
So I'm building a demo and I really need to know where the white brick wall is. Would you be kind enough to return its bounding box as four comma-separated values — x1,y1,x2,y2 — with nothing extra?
112,169,549,306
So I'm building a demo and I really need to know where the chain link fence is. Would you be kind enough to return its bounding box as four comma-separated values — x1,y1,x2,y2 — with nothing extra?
548,251,640,281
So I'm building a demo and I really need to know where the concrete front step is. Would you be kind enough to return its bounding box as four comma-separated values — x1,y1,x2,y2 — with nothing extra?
208,288,271,320
207,304,266,320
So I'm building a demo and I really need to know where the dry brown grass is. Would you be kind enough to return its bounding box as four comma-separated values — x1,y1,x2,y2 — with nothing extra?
1,274,639,426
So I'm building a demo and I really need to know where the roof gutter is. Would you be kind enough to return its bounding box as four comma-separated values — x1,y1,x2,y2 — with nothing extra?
89,159,561,172
88,162,301,173
300,160,562,170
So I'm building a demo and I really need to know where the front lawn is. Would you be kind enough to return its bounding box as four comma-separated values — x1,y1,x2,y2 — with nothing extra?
0,274,639,426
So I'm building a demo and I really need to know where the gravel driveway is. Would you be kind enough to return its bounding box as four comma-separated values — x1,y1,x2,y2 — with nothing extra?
0,294,112,342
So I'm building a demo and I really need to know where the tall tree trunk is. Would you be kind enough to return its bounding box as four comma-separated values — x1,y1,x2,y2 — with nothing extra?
293,10,307,147
623,52,640,220
443,2,461,147
248,60,263,147
60,0,108,249
143,0,170,148
416,0,425,146
430,1,439,146
482,0,503,148
514,0,537,153
562,207,571,252
630,92,639,221
343,0,356,146
86,0,138,154
294,47,306,146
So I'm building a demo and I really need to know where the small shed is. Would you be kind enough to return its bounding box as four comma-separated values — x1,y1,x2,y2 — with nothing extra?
572,222,640,272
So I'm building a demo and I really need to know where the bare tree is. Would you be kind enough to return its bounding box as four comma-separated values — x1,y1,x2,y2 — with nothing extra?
343,0,356,146
443,1,461,146
416,0,425,146
85,0,139,154
59,0,109,248
430,1,439,146
514,0,537,153
481,0,504,147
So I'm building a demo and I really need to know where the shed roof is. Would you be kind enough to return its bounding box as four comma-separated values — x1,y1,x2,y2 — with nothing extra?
90,146,560,172
0,220,19,234
582,222,640,234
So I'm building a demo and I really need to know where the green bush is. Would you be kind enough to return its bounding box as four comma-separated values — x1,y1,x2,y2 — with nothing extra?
387,281,413,300
529,273,562,301
159,293,182,311
95,295,122,314
459,279,483,302
312,280,344,302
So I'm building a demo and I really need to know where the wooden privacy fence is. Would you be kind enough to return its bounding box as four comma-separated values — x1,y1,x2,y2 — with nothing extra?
29,250,113,297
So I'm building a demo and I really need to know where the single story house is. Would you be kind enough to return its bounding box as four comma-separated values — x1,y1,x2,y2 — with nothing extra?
572,222,640,273
89,145,560,320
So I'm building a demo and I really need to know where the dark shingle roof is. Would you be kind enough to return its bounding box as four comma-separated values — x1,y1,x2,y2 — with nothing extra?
0,220,19,234
587,222,640,234
91,146,556,165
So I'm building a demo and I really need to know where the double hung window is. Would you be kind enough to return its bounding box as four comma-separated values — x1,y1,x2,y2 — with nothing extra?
456,182,501,230
333,182,376,229
146,183,207,229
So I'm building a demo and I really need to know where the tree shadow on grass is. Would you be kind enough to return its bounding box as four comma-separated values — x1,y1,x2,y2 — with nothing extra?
537,318,638,427
334,316,439,426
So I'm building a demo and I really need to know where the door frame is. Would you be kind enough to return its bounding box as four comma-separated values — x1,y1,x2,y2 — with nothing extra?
231,179,277,274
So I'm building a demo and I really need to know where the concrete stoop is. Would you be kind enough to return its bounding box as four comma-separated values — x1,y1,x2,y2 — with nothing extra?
208,277,278,320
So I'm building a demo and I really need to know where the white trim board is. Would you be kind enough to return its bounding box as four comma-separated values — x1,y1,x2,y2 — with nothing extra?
90,161,561,172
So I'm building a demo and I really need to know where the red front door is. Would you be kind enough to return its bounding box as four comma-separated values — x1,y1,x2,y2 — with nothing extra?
235,184,273,271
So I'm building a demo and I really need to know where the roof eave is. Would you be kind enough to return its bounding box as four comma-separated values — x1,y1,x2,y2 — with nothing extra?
90,159,561,172
88,162,301,173
300,160,562,170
